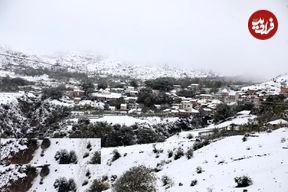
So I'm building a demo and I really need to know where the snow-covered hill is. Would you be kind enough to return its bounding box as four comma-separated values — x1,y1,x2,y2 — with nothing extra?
241,74,288,95
1,127,288,192
0,47,215,79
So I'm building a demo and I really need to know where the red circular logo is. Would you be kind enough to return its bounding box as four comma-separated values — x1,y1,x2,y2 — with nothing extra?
248,10,278,40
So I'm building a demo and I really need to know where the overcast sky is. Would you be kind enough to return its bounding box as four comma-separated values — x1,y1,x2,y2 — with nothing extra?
0,0,287,80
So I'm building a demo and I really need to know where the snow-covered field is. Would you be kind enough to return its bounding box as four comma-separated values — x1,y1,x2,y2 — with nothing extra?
98,127,288,192
88,115,179,126
1,127,287,191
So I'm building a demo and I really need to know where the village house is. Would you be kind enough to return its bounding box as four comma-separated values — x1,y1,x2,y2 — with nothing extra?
187,83,200,91
179,100,199,114
181,100,194,110
91,90,122,102
120,103,128,111
65,88,85,98
198,94,214,100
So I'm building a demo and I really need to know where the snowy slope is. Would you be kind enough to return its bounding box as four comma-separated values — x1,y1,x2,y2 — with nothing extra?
241,74,288,95
97,128,288,192
1,127,285,192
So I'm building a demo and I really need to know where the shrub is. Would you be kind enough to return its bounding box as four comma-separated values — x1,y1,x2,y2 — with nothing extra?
154,160,166,172
214,103,232,123
54,150,78,164
88,179,109,192
41,138,51,149
82,180,88,186
187,133,193,139
111,150,121,162
40,165,50,177
196,166,203,174
137,128,163,144
234,176,253,187
110,175,117,182
42,86,64,100
87,142,92,149
161,175,173,189
69,151,78,164
83,152,89,158
193,139,210,151
167,150,173,158
90,151,101,164
86,170,91,177
174,147,184,160
190,179,198,187
53,177,77,192
113,165,156,192
186,148,194,159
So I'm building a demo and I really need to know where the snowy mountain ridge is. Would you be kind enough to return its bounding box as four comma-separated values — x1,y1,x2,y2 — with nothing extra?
0,47,215,79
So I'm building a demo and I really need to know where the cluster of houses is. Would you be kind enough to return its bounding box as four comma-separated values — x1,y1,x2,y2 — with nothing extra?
62,81,288,116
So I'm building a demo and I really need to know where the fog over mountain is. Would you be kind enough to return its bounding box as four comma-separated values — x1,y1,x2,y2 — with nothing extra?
0,0,287,80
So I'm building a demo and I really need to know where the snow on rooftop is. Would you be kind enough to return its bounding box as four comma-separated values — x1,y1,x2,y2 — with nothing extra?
237,110,251,115
91,92,122,99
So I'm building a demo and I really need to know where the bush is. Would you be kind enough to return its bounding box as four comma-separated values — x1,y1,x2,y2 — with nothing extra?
87,142,92,149
174,147,184,160
161,175,173,189
113,165,156,192
190,179,198,187
82,180,88,186
214,103,232,123
111,150,121,162
86,170,91,177
88,179,109,192
90,151,101,164
137,128,163,144
53,177,77,192
234,176,253,187
42,86,64,100
187,133,193,139
193,139,210,151
196,166,203,174
168,150,173,158
41,138,51,149
83,152,89,158
40,165,50,177
136,88,156,108
242,136,247,142
186,148,194,159
54,150,78,164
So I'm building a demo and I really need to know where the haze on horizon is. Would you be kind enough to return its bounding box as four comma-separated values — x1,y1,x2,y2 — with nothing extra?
0,0,287,81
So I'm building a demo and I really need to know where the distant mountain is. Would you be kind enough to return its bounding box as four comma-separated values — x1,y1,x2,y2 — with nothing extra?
0,47,216,79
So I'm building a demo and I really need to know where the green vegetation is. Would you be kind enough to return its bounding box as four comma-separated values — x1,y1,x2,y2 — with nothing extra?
0,76,34,91
113,165,156,192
